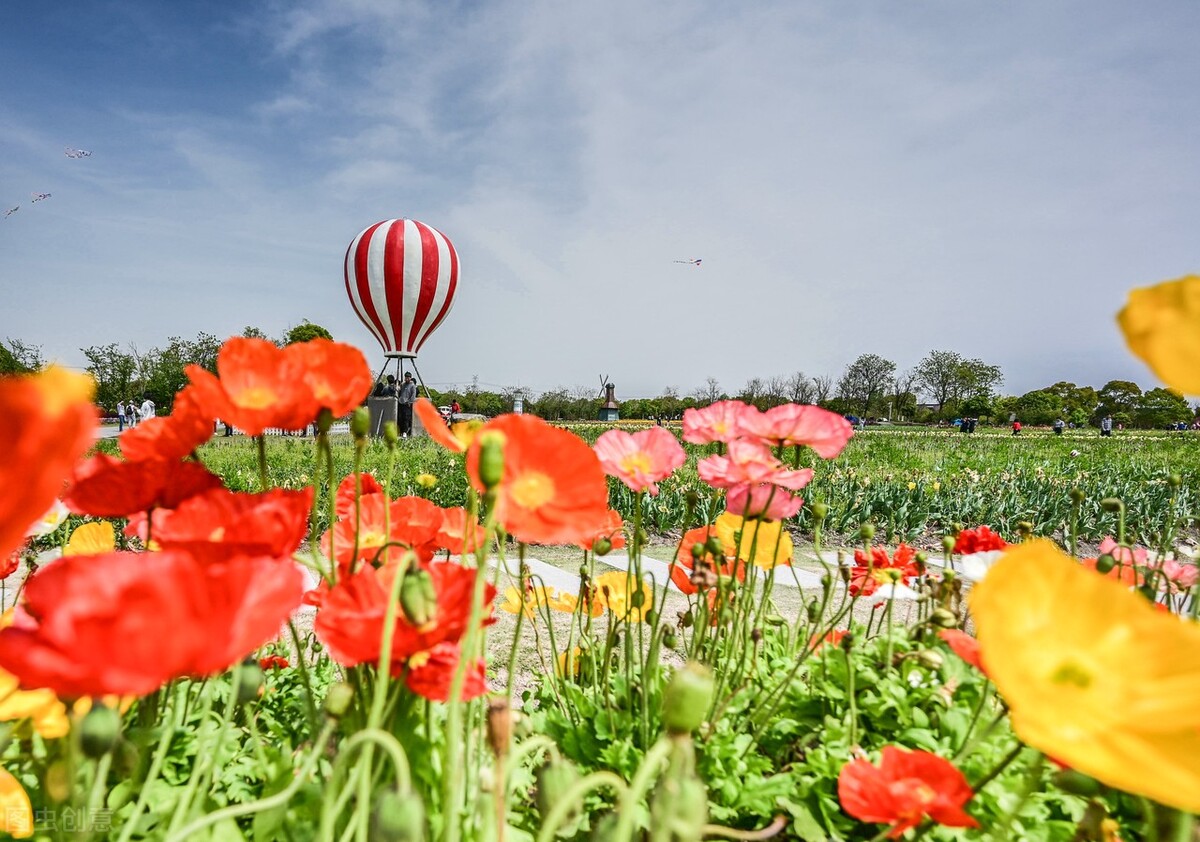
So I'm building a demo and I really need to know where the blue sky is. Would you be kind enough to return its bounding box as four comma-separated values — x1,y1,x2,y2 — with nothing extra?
2,0,1199,399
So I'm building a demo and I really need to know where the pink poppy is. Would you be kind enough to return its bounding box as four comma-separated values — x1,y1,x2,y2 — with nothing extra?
698,440,814,491
740,404,853,458
682,400,752,445
1160,559,1198,592
1097,536,1148,567
593,427,685,496
725,483,804,520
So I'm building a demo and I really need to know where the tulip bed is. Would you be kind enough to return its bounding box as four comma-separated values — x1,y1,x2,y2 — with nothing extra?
3,275,1200,842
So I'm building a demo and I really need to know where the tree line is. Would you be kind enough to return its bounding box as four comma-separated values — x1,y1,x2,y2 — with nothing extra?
3,335,1196,430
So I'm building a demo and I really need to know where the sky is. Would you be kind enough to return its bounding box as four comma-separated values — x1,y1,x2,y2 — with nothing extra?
2,0,1199,400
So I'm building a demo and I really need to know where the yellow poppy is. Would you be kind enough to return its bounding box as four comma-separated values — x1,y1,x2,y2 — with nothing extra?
497,585,552,620
546,589,604,618
1118,274,1200,395
591,571,653,622
971,540,1200,811
714,513,792,569
0,670,69,739
0,768,32,838
63,521,115,556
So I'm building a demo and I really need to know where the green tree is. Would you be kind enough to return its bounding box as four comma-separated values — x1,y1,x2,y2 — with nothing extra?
0,339,43,374
1136,388,1191,429
241,326,278,344
284,321,333,344
1014,390,1062,426
81,344,138,411
1094,380,1142,427
837,354,896,415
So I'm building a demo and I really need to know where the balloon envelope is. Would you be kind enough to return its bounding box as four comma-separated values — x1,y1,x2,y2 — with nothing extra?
344,219,460,358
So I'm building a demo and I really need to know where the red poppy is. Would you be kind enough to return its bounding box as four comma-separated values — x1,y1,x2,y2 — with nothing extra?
466,414,609,545
838,746,978,838
809,629,848,652
952,526,1008,555
286,339,373,417
574,509,627,553
938,629,986,673
0,367,97,561
436,507,487,555
848,544,919,597
147,487,313,562
415,398,467,453
671,525,746,595
63,455,223,517
186,338,315,436
403,642,487,702
323,494,443,574
335,472,385,521
119,384,214,462
259,655,290,670
313,561,494,680
0,550,303,697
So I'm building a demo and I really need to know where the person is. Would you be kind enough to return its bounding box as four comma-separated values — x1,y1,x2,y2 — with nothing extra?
375,375,397,398
117,400,126,433
1053,418,1065,435
1100,416,1113,437
451,399,461,422
968,417,977,434
140,397,155,421
398,372,417,437
125,398,136,428
1012,419,1021,435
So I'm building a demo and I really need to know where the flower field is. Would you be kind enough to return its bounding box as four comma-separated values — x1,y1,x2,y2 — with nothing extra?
1,276,1200,841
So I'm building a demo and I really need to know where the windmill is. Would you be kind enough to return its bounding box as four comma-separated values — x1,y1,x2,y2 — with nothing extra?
598,375,620,422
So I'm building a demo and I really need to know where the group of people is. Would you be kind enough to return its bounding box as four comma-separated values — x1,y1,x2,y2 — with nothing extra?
373,372,421,437
116,398,155,433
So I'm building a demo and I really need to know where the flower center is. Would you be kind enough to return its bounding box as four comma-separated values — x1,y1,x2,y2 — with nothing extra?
511,471,555,510
408,650,432,670
234,386,278,410
1051,660,1093,688
619,452,653,476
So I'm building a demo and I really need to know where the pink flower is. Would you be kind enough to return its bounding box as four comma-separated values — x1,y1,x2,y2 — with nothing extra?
593,427,685,496
682,400,752,445
740,404,854,458
1097,537,1148,567
1160,559,1198,593
698,440,814,491
726,483,804,520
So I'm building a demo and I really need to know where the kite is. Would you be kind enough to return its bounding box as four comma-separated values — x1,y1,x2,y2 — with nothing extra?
64,148,92,158
4,206,18,219
673,258,702,266
31,192,51,202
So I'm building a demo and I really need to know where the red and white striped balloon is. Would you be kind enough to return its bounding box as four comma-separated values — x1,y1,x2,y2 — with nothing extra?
343,219,460,358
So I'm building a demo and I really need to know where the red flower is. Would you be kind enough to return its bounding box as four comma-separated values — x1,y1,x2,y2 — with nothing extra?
259,655,290,670
335,472,385,520
0,550,303,697
0,367,97,561
64,455,224,517
952,526,1008,555
849,544,919,597
574,509,626,553
436,507,486,555
0,553,19,581
671,525,745,596
740,403,854,458
466,415,609,545
938,629,986,673
287,339,372,417
144,487,313,562
809,629,848,652
323,494,443,574
838,746,979,838
119,384,214,462
186,338,315,436
403,642,487,702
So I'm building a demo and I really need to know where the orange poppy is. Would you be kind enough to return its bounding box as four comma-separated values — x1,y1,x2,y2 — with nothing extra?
415,398,479,452
0,367,97,561
150,487,313,562
286,339,373,417
335,472,385,520
436,507,486,555
186,338,315,436
323,494,443,574
466,414,609,545
575,509,627,552
64,455,224,517
119,384,214,462
838,747,978,838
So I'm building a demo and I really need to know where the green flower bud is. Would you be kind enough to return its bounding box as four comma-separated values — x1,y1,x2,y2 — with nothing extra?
1094,554,1116,574
1016,521,1033,536
684,490,701,509
236,661,264,704
643,609,658,627
1053,768,1102,797
690,541,705,560
1169,473,1183,489
680,610,695,629
859,523,875,542
810,501,828,521
917,650,944,670
805,598,820,622
592,537,612,556
478,431,506,489
942,568,957,583
704,537,722,557
316,408,335,434
400,569,439,630
80,703,121,758
371,790,426,842
630,590,645,608
951,522,964,536
384,421,400,447
662,662,714,735
663,629,678,649
941,535,956,553
931,608,958,628
324,682,355,719
1069,487,1085,504
839,631,855,652
1100,497,1123,512
351,406,371,439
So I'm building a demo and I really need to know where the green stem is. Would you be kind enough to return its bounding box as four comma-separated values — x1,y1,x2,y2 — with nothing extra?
534,771,628,842
116,684,186,842
288,620,321,737
612,737,674,841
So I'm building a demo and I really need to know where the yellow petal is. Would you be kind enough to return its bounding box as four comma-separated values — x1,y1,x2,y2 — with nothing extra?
0,767,33,838
1118,274,1200,395
63,521,115,557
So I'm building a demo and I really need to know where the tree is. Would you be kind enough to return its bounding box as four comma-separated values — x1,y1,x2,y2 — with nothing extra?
692,376,721,404
241,326,277,344
284,321,333,344
1014,390,1063,426
0,339,43,374
737,378,766,410
1094,380,1142,427
785,372,816,405
914,350,964,414
81,344,138,410
812,374,834,405
1136,388,1191,429
837,354,896,415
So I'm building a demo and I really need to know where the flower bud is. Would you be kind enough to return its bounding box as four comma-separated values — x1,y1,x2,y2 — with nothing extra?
684,490,701,509
80,702,121,758
704,537,723,557
630,590,645,608
237,662,265,704
917,650,944,670
679,609,694,629
643,608,658,627
859,523,875,542
1016,521,1033,537
371,790,426,842
806,598,820,622
537,758,580,821
1094,553,1116,574
942,569,956,583
1069,487,1085,504
839,631,855,652
478,431,506,489
324,682,355,719
662,627,678,649
941,535,956,553
593,537,612,556
810,501,828,521
931,608,958,628
951,522,963,535
1100,497,1123,512
316,408,335,434
415,473,437,489
351,406,371,439
400,569,439,631
1169,473,1183,488
662,662,714,735
1053,768,1101,797
690,541,705,560
750,628,762,644
487,698,512,758
384,421,400,446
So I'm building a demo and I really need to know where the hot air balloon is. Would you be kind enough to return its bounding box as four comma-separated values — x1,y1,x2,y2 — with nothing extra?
344,219,460,359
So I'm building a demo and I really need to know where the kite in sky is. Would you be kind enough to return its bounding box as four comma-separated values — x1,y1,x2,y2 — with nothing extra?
673,258,702,266
4,206,18,219
31,192,51,202
64,148,92,158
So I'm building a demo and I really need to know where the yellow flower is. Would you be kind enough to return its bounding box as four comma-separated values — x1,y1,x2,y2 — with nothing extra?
932,481,941,492
0,670,69,739
971,540,1200,811
63,521,115,556
1118,274,1200,394
906,481,916,491
415,473,438,489
714,513,792,570
0,768,32,838
556,647,586,678
547,590,604,618
592,570,653,622
498,585,553,619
